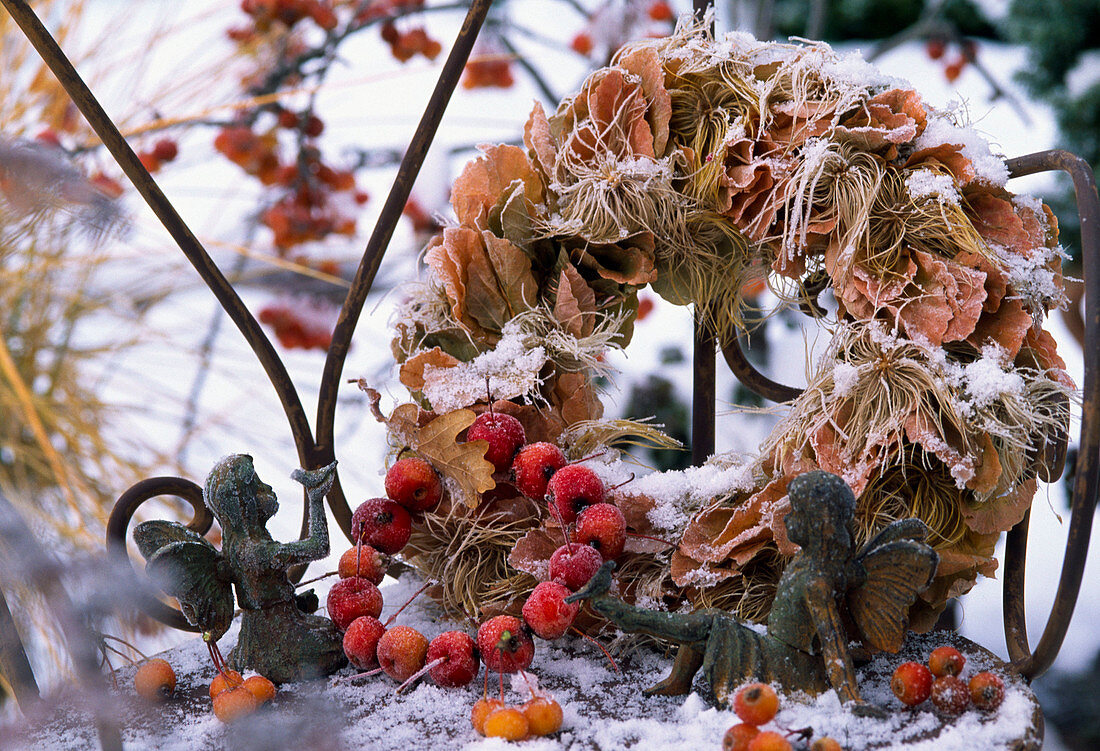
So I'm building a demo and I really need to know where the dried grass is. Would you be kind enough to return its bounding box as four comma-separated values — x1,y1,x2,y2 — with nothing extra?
689,547,786,624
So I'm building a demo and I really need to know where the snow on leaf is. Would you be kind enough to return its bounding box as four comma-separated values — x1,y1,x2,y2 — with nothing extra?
399,347,460,391
387,404,496,508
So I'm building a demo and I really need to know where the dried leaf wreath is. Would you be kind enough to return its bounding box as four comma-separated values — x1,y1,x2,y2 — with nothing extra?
367,21,1075,634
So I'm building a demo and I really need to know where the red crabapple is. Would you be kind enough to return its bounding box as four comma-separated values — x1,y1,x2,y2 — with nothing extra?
376,625,429,682
547,465,605,524
351,498,412,554
337,544,388,584
512,442,567,499
548,543,603,591
576,503,626,560
928,645,966,678
968,671,1005,711
930,674,970,715
343,615,386,669
476,615,534,674
733,682,779,726
891,661,933,706
425,631,480,687
521,581,579,640
468,412,525,472
326,576,383,631
385,457,443,512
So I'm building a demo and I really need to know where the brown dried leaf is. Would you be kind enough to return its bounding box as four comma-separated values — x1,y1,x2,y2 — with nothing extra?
618,46,672,156
905,144,977,186
451,144,544,230
388,405,496,508
399,347,460,391
507,527,562,580
553,266,596,337
482,231,538,316
962,479,1036,536
524,102,557,178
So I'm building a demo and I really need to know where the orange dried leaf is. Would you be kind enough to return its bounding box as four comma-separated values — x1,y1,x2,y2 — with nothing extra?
399,347,460,391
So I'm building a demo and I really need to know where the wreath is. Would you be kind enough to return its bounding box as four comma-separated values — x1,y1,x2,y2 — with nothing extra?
367,21,1074,634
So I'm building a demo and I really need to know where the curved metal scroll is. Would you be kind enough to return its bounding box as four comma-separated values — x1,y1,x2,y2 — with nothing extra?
1000,150,1100,681
105,477,212,632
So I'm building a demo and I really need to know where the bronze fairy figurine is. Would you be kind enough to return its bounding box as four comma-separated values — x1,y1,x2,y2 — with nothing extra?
133,454,347,683
568,470,938,712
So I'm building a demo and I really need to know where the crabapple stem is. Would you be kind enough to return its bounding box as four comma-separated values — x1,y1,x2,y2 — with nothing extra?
296,570,338,588
546,495,572,546
336,666,385,682
520,669,537,699
607,473,635,492
625,531,677,548
499,670,505,701
394,656,447,694
570,626,620,674
384,580,434,627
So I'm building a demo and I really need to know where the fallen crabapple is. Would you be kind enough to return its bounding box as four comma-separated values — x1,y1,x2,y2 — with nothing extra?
547,464,605,524
723,723,760,751
477,615,535,674
968,671,1005,711
928,645,966,678
512,442,567,499
484,705,529,741
351,498,412,555
134,658,176,701
212,685,259,722
471,697,505,736
522,696,563,736
343,615,386,670
209,669,244,699
522,581,579,640
385,456,443,512
548,543,603,591
890,661,933,706
326,576,383,631
575,503,626,560
376,625,429,682
733,682,779,726
930,674,970,715
468,412,525,473
746,730,792,751
242,674,276,704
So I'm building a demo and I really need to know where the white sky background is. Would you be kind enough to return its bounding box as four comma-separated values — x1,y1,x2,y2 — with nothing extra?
33,2,1099,740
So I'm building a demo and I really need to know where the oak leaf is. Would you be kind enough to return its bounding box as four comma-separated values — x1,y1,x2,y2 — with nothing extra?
387,404,496,508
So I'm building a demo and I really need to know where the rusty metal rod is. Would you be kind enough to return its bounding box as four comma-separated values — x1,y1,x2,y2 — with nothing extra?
105,477,212,632
0,0,316,472
692,309,717,465
720,334,803,404
1001,150,1100,680
313,0,494,540
0,586,39,705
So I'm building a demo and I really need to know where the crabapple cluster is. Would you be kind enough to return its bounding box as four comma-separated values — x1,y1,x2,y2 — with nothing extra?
889,644,1005,715
137,138,179,174
471,694,563,741
924,36,979,83
330,456,487,692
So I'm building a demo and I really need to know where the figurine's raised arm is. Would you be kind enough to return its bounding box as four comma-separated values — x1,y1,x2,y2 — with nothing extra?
273,461,338,568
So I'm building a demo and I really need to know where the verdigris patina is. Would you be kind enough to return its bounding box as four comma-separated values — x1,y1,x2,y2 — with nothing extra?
567,470,938,712
133,455,346,683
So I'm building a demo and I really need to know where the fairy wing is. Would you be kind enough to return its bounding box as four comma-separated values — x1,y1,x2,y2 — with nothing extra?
846,524,938,653
134,521,234,639
133,520,217,560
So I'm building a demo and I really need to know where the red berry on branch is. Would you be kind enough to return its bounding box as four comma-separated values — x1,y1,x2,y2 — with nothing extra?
570,32,593,56
648,1,674,22
385,456,443,512
944,60,965,83
925,37,947,60
476,615,534,674
152,138,179,162
351,497,413,554
337,545,388,583
548,543,603,591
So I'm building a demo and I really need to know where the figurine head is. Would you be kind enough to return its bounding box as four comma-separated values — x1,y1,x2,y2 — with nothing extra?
205,454,279,538
784,470,856,557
